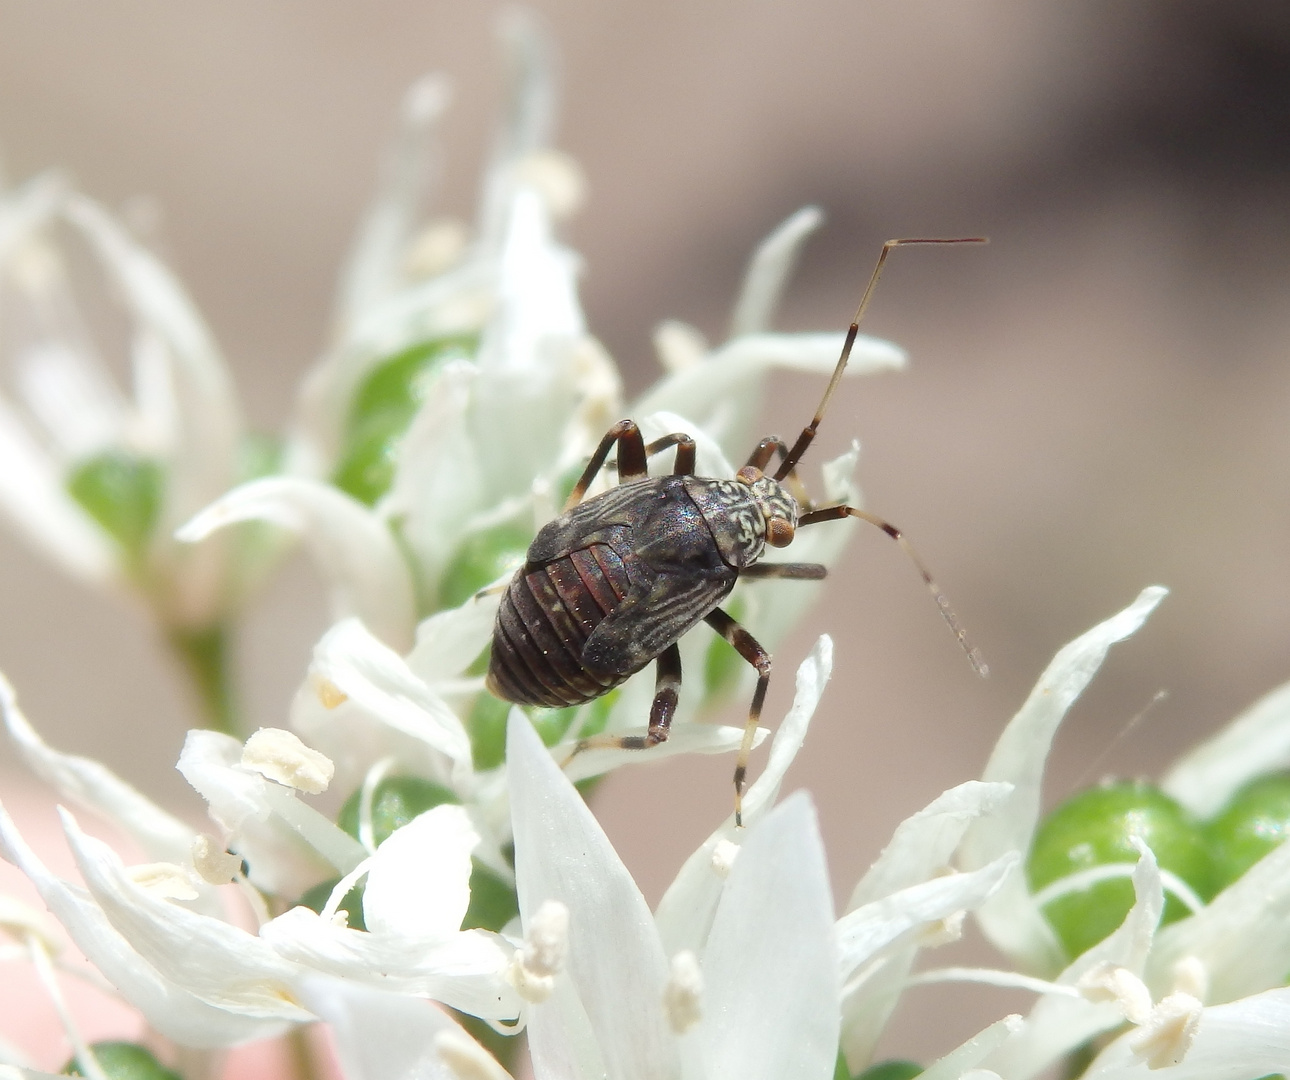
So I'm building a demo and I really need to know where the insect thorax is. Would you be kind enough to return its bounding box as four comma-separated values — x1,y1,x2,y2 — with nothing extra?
683,474,798,569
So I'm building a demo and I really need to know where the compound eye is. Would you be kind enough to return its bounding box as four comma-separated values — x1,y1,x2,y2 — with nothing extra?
767,517,795,547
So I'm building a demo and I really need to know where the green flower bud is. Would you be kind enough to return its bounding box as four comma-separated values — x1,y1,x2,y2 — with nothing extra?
1027,780,1214,960
63,1041,182,1080
332,335,475,505
66,450,164,570
1205,772,1290,892
439,520,532,610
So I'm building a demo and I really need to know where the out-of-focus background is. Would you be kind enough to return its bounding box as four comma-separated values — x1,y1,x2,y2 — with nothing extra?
1,0,1288,1061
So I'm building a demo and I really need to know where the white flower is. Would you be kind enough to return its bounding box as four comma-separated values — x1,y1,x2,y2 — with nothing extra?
507,700,839,1080
0,173,268,631
179,25,903,661
0,675,522,1049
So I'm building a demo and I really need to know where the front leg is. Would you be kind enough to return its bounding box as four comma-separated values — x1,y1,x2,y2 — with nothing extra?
704,607,771,827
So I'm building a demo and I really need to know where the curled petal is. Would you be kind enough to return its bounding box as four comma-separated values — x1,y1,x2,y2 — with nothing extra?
959,586,1168,976
558,723,768,785
634,330,904,450
0,393,114,583
729,206,824,338
178,477,416,649
58,810,309,1018
0,801,293,1047
0,673,196,865
849,780,1014,910
263,907,519,1021
291,617,473,787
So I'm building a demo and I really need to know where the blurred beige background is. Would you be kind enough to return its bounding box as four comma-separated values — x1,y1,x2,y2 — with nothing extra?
1,0,1289,1061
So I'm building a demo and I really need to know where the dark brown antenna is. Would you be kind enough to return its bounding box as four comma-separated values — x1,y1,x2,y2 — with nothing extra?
773,237,987,483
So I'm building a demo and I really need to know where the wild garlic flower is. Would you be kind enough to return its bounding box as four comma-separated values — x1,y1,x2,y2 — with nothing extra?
0,172,275,730
179,15,901,663
882,586,1290,1080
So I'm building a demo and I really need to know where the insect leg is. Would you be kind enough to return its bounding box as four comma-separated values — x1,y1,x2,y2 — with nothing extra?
643,433,697,476
798,504,987,677
565,420,649,510
571,644,682,753
744,436,812,507
740,562,827,580
704,607,771,828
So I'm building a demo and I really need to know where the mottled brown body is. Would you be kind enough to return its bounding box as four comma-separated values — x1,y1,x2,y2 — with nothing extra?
486,475,741,707
482,238,985,825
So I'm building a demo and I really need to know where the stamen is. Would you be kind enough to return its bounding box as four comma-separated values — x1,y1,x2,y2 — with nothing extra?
711,838,740,878
1127,992,1203,1069
191,834,242,885
507,900,569,1003
241,728,335,794
663,950,704,1033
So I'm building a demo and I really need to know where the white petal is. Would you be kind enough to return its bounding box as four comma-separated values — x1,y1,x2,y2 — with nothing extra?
1161,678,1290,818
292,618,473,784
364,805,479,940
557,723,768,785
407,592,502,683
700,793,838,1080
0,393,115,582
848,780,1014,910
178,477,417,648
262,907,519,1021
1148,838,1290,1004
62,195,242,512
837,854,1018,980
958,586,1168,975
477,187,584,372
177,729,366,894
337,74,453,334
475,10,556,252
0,801,292,1047
917,1015,1024,1080
728,207,824,338
507,713,678,1080
58,809,310,1016
0,171,65,263
15,341,127,460
1084,986,1290,1080
299,976,511,1080
986,845,1166,1080
654,639,832,956
1,673,196,864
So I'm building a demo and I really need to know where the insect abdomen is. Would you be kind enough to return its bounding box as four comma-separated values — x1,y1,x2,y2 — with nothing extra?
487,542,633,708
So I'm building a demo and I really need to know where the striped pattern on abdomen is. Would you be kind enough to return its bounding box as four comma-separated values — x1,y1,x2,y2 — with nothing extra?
487,543,633,707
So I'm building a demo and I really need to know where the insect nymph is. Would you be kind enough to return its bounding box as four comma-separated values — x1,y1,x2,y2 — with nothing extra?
487,238,987,824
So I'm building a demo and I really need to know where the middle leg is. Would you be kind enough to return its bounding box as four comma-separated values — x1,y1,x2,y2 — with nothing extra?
572,643,682,755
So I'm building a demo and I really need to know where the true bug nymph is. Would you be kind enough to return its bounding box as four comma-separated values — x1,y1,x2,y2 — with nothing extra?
487,237,987,824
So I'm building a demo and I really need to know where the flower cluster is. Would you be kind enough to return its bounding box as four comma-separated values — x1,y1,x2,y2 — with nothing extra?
1,13,1289,1080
